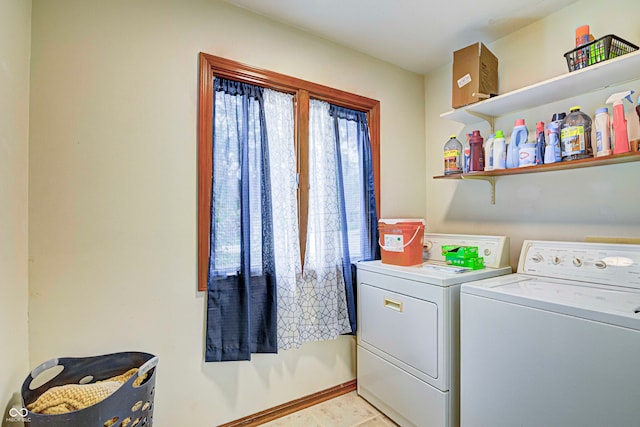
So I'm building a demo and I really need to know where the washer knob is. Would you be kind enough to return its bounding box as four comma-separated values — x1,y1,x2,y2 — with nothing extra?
531,254,543,263
572,258,583,267
594,260,607,269
552,256,562,265
424,241,433,251
484,248,491,256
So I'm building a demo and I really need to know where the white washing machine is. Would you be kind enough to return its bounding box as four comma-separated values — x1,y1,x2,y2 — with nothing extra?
460,240,640,427
357,234,512,427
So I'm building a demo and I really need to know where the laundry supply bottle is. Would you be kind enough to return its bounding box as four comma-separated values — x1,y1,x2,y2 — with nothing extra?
484,133,494,171
443,135,463,175
492,130,506,169
544,122,562,164
535,121,545,165
606,90,634,154
468,130,485,172
463,133,471,173
519,130,537,167
594,107,611,157
507,119,528,168
561,106,592,161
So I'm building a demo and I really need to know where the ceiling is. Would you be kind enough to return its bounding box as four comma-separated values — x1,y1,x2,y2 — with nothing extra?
224,0,579,74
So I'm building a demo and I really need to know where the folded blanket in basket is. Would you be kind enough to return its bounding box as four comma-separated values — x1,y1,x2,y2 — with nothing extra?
27,368,147,414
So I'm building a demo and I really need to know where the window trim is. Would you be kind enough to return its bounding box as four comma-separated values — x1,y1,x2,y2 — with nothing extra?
198,52,380,291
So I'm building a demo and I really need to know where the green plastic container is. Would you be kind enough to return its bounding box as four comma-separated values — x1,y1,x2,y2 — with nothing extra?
441,245,479,259
446,256,485,270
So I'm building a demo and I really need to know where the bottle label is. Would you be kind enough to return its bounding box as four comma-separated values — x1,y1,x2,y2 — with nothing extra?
596,130,603,152
560,125,586,156
519,145,536,166
444,149,461,173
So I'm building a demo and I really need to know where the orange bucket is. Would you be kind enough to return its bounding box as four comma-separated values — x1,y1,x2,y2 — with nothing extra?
378,219,425,266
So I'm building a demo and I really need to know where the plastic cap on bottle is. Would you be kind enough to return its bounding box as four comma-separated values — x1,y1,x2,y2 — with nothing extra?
495,130,505,138
595,107,608,115
449,134,458,139
515,119,525,126
570,106,581,112
470,130,483,143
536,121,545,132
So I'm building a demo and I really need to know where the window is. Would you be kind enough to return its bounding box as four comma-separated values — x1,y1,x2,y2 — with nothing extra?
197,53,380,292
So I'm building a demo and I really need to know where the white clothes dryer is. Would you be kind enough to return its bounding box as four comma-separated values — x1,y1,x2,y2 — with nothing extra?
357,233,512,427
460,240,640,427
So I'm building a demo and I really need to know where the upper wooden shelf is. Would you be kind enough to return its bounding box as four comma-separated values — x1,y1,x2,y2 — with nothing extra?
440,50,640,125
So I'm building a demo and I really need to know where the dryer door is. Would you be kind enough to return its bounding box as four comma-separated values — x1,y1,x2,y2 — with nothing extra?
358,270,442,382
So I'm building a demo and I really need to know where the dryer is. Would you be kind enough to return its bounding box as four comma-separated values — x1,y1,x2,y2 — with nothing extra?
460,240,640,427
357,234,511,427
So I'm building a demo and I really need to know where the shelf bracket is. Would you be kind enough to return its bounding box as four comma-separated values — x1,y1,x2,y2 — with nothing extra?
461,175,496,204
464,111,495,133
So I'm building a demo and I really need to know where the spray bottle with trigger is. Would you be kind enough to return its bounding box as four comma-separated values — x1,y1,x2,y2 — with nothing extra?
606,90,635,154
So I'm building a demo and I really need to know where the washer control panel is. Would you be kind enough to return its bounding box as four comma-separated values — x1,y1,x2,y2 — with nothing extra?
519,240,640,289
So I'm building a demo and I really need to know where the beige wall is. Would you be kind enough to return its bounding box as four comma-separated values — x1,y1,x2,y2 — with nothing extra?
1,0,31,409
425,0,640,267
28,0,424,424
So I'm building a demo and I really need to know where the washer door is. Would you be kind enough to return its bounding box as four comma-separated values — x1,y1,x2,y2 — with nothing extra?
359,282,439,380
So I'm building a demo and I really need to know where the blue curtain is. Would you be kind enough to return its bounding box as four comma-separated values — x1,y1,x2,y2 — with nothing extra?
206,78,277,362
329,105,380,334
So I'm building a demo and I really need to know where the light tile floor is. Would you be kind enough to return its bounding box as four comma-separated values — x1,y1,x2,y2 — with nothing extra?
262,391,397,427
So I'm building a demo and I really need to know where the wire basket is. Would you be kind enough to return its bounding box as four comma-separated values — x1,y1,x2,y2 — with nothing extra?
564,34,638,72
20,352,158,427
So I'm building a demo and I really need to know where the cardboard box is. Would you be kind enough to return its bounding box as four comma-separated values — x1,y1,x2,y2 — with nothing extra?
452,42,498,109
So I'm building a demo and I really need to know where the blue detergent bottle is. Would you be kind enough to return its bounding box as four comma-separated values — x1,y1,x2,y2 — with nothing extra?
544,121,562,163
535,121,545,165
507,119,528,168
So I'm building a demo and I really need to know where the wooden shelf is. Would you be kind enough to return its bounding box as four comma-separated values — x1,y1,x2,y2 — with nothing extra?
433,152,640,204
434,151,640,179
440,50,640,125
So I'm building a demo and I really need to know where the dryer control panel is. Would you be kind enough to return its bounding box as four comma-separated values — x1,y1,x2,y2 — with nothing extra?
519,240,640,290
424,233,510,269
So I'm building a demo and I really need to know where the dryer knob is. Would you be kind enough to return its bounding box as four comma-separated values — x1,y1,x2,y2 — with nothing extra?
572,258,583,267
484,248,491,256
531,254,543,263
552,256,562,265
424,241,433,251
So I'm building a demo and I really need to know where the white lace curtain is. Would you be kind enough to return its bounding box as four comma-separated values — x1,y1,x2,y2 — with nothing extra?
264,91,351,350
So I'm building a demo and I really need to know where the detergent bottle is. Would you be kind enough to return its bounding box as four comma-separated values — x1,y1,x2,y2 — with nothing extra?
468,130,484,172
544,121,562,164
484,133,494,171
507,119,528,168
443,135,463,175
535,121,545,165
492,130,506,169
463,133,471,173
561,106,592,161
606,90,634,154
594,107,611,157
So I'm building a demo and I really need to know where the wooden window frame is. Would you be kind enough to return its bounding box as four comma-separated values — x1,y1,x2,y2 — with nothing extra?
198,52,380,291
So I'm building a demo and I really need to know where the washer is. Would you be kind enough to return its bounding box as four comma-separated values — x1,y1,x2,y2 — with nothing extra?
357,234,511,427
460,240,640,427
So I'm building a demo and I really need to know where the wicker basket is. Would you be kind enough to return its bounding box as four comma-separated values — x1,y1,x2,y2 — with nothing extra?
564,34,638,72
20,352,158,427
